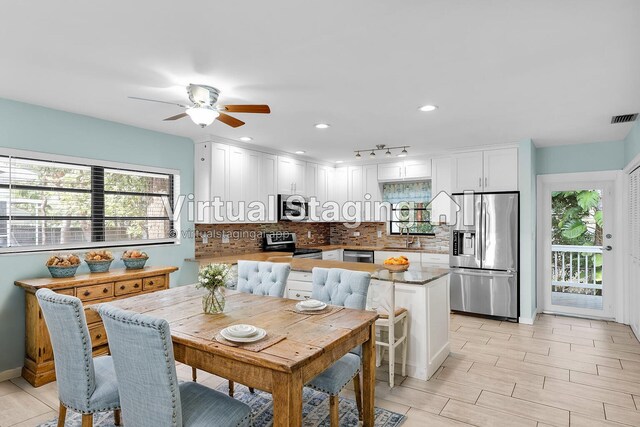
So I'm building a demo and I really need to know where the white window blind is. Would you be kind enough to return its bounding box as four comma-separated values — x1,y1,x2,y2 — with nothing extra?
0,155,177,252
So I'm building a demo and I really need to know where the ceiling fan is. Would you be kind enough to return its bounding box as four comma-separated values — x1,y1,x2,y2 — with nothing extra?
129,84,270,128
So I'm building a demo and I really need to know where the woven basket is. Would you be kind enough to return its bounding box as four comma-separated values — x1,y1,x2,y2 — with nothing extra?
122,257,148,269
85,259,113,273
383,264,410,272
48,264,80,278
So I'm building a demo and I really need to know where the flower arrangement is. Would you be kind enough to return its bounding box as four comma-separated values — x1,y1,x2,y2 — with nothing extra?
197,263,233,314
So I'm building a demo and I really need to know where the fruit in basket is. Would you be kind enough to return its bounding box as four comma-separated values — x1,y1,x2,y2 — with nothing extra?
122,250,148,259
84,250,113,261
383,255,409,266
46,254,81,267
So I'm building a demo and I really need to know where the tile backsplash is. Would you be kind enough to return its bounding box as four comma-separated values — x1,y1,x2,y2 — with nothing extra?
195,222,449,257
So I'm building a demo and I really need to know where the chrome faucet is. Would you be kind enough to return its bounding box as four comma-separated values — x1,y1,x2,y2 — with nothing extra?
401,226,415,248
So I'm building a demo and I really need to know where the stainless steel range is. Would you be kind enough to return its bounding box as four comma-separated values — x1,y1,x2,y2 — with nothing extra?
262,232,323,259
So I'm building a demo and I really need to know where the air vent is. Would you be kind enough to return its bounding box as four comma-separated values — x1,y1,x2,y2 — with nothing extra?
611,113,638,124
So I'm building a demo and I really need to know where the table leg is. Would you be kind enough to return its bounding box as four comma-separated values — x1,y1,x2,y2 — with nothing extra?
272,370,303,427
362,322,376,427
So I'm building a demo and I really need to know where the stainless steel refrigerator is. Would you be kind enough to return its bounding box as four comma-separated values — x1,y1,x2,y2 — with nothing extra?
449,192,519,321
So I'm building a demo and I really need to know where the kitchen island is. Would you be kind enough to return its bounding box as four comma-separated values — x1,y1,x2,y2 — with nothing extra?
187,252,450,380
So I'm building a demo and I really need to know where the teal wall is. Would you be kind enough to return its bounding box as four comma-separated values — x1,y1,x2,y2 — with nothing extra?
536,140,626,175
0,98,198,374
519,139,537,321
624,122,640,165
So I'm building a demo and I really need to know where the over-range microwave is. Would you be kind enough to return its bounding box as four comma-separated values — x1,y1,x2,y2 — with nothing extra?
278,194,309,221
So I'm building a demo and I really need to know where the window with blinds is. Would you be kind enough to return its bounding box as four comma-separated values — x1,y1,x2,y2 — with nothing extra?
0,155,176,252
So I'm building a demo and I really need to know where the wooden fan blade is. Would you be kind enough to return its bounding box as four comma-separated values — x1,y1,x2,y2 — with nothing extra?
217,113,245,128
163,112,188,121
221,104,271,114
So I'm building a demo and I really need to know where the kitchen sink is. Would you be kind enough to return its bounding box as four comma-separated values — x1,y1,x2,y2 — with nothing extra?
381,246,425,252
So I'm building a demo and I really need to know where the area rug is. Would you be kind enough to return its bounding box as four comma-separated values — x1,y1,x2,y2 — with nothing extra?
38,384,406,427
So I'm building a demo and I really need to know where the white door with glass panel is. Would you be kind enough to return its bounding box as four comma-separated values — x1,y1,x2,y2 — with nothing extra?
540,177,616,318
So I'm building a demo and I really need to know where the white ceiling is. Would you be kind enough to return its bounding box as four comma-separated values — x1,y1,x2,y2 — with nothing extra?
1,0,639,162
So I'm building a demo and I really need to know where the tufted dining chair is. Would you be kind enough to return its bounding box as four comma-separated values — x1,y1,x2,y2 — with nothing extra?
35,289,121,427
97,304,252,427
220,260,291,396
306,267,371,426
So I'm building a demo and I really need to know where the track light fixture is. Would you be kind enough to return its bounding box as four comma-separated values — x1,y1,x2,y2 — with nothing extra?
354,144,409,159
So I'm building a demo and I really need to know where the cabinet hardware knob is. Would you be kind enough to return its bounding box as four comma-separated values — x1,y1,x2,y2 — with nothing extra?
102,288,108,293
83,291,90,296
485,177,488,187
96,334,102,339
120,285,125,290
134,283,140,288
478,177,482,187
296,293,301,297
149,281,154,285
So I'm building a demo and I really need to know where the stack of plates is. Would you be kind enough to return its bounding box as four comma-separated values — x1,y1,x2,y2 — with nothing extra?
295,299,327,312
220,324,266,343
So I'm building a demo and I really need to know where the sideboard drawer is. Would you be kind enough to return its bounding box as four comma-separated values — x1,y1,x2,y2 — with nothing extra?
77,283,114,302
55,288,75,296
84,307,102,325
115,279,142,296
143,276,165,291
89,323,108,347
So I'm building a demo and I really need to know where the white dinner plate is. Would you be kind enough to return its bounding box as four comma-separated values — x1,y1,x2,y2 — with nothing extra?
224,324,257,338
299,299,325,308
295,301,327,311
220,327,267,343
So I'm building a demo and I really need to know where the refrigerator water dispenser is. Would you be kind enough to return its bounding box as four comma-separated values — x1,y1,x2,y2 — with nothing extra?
452,230,475,256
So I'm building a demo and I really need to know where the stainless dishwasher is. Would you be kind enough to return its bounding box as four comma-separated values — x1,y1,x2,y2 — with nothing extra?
343,249,374,263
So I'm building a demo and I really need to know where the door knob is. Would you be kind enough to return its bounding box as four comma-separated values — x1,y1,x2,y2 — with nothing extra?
604,245,613,251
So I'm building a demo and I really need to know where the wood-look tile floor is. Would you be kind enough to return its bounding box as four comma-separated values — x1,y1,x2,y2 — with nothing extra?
2,313,640,426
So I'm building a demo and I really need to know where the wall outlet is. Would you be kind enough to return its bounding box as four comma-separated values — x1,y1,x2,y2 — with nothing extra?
221,233,230,244
307,231,312,239
353,231,361,237
377,230,383,238
202,234,208,244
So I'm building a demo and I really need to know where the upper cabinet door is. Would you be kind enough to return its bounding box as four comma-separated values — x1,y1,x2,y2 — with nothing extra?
431,157,454,225
483,148,518,192
291,159,306,196
348,166,363,203
210,143,230,222
277,156,295,194
194,142,212,223
333,166,349,217
452,151,483,193
403,159,432,180
305,162,318,198
260,154,278,222
377,162,404,181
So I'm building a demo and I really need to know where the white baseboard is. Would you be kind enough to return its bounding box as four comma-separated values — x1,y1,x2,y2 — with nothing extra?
0,367,22,382
519,316,535,325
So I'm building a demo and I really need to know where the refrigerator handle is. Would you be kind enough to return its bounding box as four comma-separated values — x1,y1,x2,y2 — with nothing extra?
482,201,488,263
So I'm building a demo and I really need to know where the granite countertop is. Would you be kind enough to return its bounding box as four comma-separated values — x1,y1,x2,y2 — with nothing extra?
187,252,449,285
301,244,448,254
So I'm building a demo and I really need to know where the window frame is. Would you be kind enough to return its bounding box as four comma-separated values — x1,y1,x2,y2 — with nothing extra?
388,202,436,236
0,148,180,254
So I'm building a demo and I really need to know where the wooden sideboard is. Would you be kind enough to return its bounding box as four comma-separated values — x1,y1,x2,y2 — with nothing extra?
14,266,179,387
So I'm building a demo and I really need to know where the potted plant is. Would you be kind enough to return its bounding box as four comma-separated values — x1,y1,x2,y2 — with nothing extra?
197,263,233,314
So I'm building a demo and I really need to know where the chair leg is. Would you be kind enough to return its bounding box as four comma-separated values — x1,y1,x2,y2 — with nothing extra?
353,374,363,421
249,387,255,393
81,414,93,427
329,394,340,427
401,317,408,377
389,324,395,388
191,367,197,382
57,402,67,427
228,380,235,397
113,409,121,426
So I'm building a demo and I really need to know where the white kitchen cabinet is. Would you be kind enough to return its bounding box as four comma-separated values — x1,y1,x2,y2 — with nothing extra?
305,162,318,197
378,159,432,182
452,151,484,192
483,148,518,192
363,164,383,221
431,157,455,225
322,249,343,261
260,154,278,222
194,142,213,223
333,166,349,221
452,148,518,193
421,253,449,266
314,164,333,220
348,166,363,201
277,156,306,195
286,271,313,300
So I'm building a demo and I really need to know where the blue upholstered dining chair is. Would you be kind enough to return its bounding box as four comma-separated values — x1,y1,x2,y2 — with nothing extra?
223,260,291,396
306,267,372,426
97,304,252,427
35,289,121,427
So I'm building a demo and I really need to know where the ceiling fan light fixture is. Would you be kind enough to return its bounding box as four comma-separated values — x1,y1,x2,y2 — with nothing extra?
186,106,220,127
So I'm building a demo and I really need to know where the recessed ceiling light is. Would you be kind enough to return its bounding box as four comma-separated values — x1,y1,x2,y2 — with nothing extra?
239,136,253,142
315,123,330,129
335,160,344,164
418,105,438,112
295,150,306,155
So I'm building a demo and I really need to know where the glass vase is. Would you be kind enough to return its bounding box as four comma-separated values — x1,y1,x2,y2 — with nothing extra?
202,287,226,314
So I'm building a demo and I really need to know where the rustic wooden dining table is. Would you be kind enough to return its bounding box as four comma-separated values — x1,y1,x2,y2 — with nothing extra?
105,284,379,426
